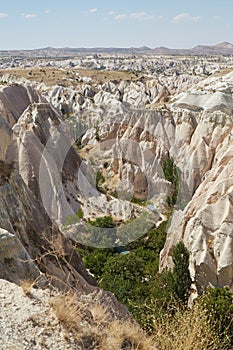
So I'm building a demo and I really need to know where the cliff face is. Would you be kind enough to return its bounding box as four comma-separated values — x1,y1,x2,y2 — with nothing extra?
0,168,95,289
0,84,45,127
160,71,233,292
0,84,130,320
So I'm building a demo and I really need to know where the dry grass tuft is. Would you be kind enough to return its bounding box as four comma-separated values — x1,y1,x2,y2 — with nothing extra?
20,279,35,296
50,292,156,349
103,320,156,350
50,292,80,333
153,303,225,350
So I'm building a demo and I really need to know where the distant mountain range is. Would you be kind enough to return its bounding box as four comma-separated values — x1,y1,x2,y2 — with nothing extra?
1,42,233,57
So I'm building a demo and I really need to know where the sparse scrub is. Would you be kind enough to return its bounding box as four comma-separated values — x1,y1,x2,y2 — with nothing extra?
96,170,106,192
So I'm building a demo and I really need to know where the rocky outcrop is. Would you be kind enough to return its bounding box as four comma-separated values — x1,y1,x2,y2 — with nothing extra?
0,279,147,350
0,169,94,289
0,115,12,160
0,228,43,285
160,70,233,291
0,84,45,127
1,58,233,294
0,168,130,319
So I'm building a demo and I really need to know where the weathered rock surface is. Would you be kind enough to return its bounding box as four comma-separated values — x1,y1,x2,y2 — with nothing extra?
0,84,44,127
160,70,233,291
0,166,130,319
76,68,233,290
1,58,233,295
0,279,135,350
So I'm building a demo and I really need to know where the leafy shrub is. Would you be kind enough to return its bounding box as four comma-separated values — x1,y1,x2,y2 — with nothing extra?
88,216,115,228
198,287,233,345
162,156,179,206
171,242,192,303
84,216,117,247
77,208,84,218
62,209,84,228
96,170,106,193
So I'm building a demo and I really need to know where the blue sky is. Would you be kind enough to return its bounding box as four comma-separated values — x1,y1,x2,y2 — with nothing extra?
0,0,233,49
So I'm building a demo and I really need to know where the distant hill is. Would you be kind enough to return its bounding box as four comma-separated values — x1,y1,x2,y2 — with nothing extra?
152,42,233,56
0,42,233,57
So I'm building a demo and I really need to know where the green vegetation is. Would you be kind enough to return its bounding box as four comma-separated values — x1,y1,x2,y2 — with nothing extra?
88,215,115,229
75,209,232,347
95,126,100,141
162,156,179,206
62,208,84,228
85,215,117,248
131,197,151,207
96,170,106,193
78,215,191,332
198,287,233,346
76,207,84,219
78,212,233,347
172,242,192,303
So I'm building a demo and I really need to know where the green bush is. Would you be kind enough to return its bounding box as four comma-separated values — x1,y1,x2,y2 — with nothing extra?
162,156,179,206
96,170,106,193
88,216,115,228
77,208,84,218
100,253,147,304
62,208,84,228
199,287,233,345
86,216,117,247
171,242,192,303
84,249,114,279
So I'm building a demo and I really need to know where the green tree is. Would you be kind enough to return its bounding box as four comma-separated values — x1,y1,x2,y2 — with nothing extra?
172,242,192,303
100,253,148,304
162,156,179,206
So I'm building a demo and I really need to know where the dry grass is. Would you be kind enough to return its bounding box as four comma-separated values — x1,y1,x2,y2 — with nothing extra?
153,304,225,350
20,279,35,296
0,68,80,87
75,68,142,84
50,292,156,349
211,67,233,78
50,292,226,350
0,67,143,87
102,320,156,350
50,292,80,333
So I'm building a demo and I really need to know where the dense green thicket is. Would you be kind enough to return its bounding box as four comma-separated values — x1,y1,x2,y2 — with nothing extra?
78,214,192,332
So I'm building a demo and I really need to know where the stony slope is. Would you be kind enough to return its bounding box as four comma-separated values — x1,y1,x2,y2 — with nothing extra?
0,279,149,350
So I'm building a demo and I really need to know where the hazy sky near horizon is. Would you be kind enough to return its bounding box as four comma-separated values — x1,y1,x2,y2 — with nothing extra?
0,0,233,49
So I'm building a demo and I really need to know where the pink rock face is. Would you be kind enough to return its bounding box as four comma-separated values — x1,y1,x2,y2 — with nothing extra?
0,85,45,127
160,71,233,292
